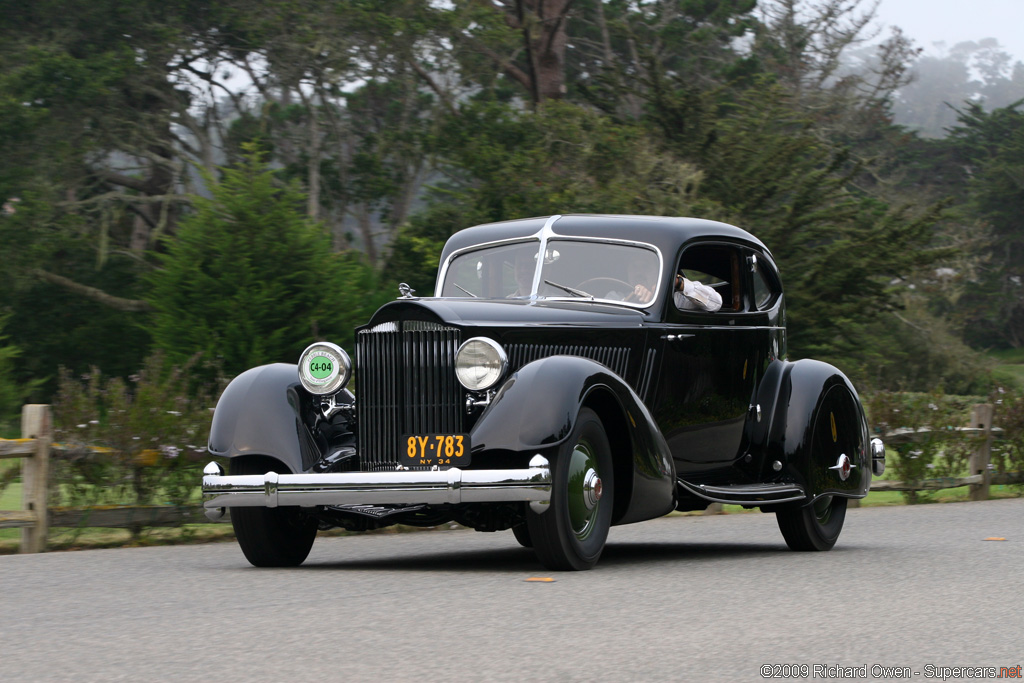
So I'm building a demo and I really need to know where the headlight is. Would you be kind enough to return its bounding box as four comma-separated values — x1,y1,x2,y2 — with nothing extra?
455,337,507,391
298,342,351,395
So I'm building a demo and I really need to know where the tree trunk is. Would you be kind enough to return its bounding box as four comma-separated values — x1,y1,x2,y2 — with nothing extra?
514,0,573,103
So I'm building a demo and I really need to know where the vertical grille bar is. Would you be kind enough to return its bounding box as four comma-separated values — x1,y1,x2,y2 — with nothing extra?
357,322,462,471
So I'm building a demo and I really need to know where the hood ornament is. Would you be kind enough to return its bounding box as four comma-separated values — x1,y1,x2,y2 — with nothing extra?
828,453,855,481
398,282,416,299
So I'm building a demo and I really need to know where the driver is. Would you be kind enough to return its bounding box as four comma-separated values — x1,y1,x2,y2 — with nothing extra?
624,256,722,311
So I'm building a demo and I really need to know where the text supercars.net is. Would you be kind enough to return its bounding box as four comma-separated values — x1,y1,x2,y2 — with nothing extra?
760,664,1023,679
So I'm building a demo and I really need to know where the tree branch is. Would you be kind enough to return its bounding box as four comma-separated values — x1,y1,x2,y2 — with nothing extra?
31,269,153,312
407,58,458,116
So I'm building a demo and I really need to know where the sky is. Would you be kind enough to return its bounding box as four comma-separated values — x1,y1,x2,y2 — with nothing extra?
873,0,1024,63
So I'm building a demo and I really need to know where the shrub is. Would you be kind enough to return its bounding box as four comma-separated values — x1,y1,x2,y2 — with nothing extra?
51,353,220,538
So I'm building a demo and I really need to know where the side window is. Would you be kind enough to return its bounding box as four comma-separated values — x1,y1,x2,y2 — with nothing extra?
750,253,780,310
676,244,743,312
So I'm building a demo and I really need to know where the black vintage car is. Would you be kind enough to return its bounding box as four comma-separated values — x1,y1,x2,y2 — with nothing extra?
202,214,885,570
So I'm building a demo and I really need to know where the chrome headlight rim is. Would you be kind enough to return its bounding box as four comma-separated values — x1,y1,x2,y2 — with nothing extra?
455,337,508,392
298,341,352,396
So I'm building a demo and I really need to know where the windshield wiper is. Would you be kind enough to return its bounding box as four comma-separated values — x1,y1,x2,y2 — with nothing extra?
453,283,478,298
544,280,592,298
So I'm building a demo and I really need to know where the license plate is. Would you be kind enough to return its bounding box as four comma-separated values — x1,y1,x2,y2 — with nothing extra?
400,434,471,468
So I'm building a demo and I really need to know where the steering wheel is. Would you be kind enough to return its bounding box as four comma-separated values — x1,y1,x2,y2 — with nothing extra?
576,277,634,300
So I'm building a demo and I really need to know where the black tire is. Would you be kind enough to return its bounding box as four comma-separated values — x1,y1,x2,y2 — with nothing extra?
229,457,318,567
776,495,848,551
526,408,614,570
511,523,533,548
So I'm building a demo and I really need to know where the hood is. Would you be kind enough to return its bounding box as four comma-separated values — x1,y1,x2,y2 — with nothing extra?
361,297,647,331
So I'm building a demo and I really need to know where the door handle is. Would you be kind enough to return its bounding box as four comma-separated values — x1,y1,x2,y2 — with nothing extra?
661,334,695,342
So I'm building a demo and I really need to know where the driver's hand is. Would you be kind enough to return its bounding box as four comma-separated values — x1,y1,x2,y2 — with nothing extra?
632,284,653,303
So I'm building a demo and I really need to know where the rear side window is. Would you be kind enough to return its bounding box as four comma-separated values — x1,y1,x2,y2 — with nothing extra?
677,244,742,312
750,253,781,310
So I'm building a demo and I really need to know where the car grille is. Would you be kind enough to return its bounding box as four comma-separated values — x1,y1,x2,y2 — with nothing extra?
355,321,463,471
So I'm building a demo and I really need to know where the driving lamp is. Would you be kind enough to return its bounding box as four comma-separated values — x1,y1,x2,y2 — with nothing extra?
298,341,351,395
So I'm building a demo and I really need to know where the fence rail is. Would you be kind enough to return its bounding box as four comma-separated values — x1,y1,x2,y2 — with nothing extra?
3,403,1023,552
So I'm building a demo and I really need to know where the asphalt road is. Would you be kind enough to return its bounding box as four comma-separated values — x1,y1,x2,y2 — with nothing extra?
2,499,1021,682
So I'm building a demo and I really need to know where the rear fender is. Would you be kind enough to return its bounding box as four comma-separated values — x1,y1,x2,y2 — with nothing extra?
470,355,676,524
751,359,870,502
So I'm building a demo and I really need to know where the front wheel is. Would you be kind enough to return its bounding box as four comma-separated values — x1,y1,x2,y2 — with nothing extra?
229,457,318,567
526,408,614,570
776,495,847,551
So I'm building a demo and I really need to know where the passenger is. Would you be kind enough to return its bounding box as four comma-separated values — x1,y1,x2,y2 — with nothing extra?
672,273,722,312
509,250,536,297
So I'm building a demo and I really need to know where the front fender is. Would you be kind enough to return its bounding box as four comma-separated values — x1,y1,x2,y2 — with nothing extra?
208,363,352,474
753,359,871,501
470,355,676,524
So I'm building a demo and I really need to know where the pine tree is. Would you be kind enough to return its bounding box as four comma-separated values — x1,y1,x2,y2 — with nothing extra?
146,147,380,378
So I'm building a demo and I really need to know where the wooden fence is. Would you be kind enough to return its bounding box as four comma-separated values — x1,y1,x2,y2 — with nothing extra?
3,404,1023,551
0,405,208,553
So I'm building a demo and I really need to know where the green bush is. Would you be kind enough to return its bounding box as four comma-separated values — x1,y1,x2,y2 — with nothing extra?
146,146,381,379
0,312,41,437
51,353,220,538
866,391,982,503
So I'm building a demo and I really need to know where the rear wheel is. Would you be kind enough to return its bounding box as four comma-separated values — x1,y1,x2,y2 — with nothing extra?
526,408,613,570
776,495,847,551
229,457,318,567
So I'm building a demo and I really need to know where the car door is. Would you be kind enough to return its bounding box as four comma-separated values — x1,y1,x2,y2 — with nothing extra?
650,241,764,483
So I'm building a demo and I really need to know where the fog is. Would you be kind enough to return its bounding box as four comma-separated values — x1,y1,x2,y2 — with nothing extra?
875,0,1024,62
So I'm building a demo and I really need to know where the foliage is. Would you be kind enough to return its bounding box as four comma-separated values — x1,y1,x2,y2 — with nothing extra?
145,147,384,378
3,0,1024,400
866,391,983,503
51,353,219,538
432,100,706,222
990,389,1024,484
0,313,42,437
946,102,1024,348
382,204,486,297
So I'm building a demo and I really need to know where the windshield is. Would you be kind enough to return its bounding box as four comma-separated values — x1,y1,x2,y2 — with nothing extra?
439,238,661,305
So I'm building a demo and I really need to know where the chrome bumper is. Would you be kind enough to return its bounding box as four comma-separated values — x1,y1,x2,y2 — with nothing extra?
201,455,552,522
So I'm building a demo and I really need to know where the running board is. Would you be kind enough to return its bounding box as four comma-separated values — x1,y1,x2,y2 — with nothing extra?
677,479,806,505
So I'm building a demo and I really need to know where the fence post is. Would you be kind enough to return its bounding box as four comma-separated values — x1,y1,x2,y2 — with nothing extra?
20,404,51,553
968,404,993,502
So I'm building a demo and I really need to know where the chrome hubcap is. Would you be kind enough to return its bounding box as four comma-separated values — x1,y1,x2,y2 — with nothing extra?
583,468,602,510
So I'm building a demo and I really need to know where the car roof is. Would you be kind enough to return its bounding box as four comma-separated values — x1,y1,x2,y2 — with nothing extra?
438,214,770,264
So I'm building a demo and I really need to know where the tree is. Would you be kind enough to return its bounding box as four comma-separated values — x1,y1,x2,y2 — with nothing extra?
893,39,1024,138
0,313,41,435
146,148,383,377
947,102,1024,348
649,78,943,371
